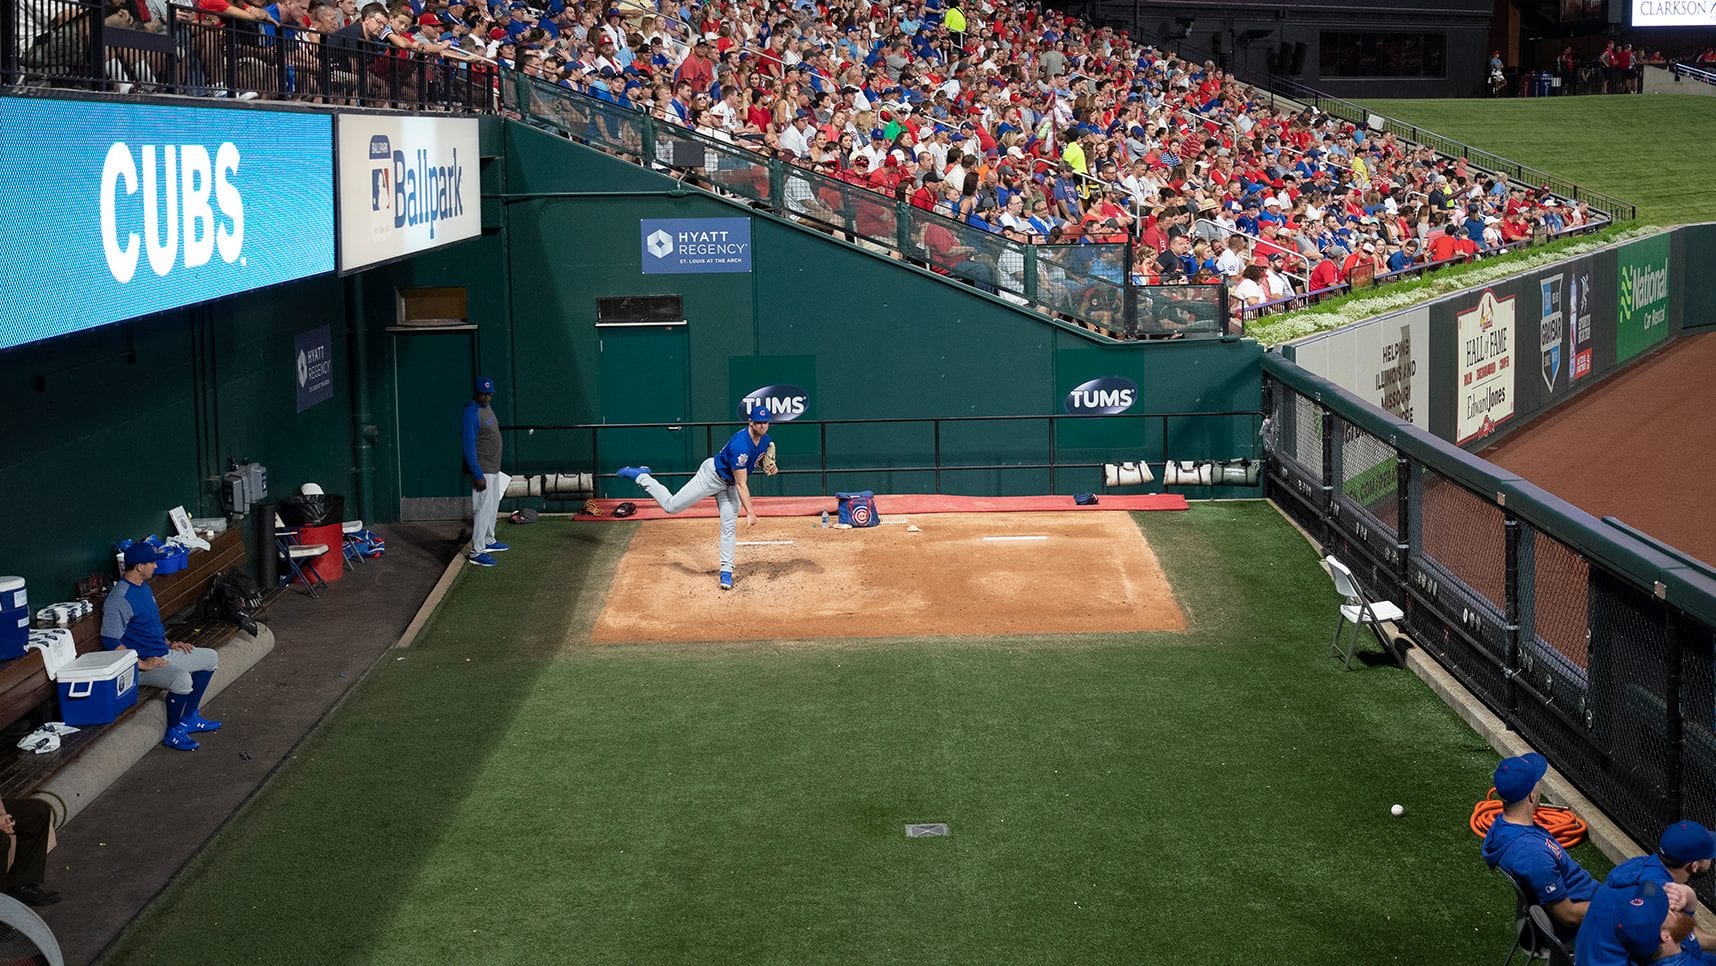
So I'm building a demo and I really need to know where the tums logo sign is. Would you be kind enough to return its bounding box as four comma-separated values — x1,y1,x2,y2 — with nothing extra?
1064,376,1138,415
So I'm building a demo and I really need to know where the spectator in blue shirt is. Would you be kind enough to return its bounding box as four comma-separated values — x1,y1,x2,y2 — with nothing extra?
1480,753,1599,939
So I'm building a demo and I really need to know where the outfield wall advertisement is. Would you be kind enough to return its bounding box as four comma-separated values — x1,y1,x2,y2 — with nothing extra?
0,98,335,351
1287,232,1675,453
1616,233,1671,362
336,116,481,273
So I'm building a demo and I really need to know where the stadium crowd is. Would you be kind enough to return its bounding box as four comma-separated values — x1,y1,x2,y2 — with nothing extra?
13,0,1605,329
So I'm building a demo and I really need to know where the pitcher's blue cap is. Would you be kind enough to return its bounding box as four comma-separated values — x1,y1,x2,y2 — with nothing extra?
123,543,163,567
748,405,772,422
1493,753,1547,804
475,377,495,395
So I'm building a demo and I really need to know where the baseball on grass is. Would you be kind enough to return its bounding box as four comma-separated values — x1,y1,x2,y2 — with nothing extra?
1390,804,1404,817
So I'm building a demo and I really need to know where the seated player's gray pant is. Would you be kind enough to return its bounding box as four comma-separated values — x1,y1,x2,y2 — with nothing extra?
137,646,219,695
638,458,740,572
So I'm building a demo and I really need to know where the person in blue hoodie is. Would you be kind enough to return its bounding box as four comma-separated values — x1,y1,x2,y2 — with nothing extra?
1577,820,1716,966
1480,753,1599,939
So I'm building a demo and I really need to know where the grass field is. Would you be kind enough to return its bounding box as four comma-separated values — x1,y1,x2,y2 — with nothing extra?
107,504,1610,964
1363,95,1716,225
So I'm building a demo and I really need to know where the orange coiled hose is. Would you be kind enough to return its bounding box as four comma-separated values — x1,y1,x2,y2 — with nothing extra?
1470,788,1589,847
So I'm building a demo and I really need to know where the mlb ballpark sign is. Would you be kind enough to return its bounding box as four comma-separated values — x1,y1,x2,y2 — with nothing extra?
0,98,334,350
295,324,334,413
337,116,480,272
1616,234,1670,363
641,218,753,274
1457,289,1517,445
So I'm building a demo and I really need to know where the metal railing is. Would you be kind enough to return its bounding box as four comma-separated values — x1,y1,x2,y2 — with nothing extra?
1672,62,1716,88
1264,353,1716,893
503,409,1266,498
2,0,495,110
500,73,1233,340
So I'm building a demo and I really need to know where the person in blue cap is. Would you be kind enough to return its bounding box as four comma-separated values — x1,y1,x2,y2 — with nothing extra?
1480,752,1599,938
617,405,776,590
1616,878,1710,964
462,376,509,567
101,543,222,751
1577,819,1716,965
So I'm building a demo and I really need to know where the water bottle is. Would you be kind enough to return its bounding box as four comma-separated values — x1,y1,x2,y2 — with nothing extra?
821,510,829,528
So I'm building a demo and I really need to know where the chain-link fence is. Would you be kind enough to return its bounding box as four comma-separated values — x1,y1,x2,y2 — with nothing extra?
1264,355,1716,898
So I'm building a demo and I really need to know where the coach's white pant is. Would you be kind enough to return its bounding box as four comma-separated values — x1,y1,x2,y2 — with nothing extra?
637,459,739,572
471,472,508,556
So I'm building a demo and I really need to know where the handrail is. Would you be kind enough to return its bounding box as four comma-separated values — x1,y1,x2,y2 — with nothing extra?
1671,61,1716,87
1194,218,1313,276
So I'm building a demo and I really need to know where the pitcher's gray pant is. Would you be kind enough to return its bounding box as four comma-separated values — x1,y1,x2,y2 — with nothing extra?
638,459,740,571
137,646,219,695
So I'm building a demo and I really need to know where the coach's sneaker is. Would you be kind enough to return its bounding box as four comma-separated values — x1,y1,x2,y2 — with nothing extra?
719,571,733,590
617,466,651,482
484,542,511,553
468,552,498,567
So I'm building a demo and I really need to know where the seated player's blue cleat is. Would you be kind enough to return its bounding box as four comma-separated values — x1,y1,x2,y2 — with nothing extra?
161,726,200,751
719,571,733,590
617,466,651,481
484,542,510,553
181,712,222,734
468,552,498,567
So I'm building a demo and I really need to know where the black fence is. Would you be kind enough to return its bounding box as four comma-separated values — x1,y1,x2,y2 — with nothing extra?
502,409,1266,499
1263,352,1716,884
2,0,494,111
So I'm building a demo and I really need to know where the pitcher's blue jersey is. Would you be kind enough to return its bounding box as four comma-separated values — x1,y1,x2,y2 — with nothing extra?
714,428,772,483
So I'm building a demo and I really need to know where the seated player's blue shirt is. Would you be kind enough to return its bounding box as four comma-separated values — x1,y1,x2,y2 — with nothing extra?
1480,814,1599,924
99,580,168,658
712,428,772,484
1576,854,1703,965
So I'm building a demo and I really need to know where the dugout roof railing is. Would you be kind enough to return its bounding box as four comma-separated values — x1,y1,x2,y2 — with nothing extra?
1262,351,1716,902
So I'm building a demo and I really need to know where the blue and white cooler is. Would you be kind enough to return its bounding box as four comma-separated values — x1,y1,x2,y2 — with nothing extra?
0,577,27,661
57,650,140,726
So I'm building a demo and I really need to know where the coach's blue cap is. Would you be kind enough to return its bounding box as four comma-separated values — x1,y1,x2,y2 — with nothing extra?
1616,880,1670,960
475,377,495,395
1660,821,1716,865
123,542,163,568
748,405,772,422
1493,753,1547,804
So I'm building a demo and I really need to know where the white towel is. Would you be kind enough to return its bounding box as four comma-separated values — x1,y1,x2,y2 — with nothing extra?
25,628,76,680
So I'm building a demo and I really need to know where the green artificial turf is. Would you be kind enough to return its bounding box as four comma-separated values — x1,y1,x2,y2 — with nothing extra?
1362,96,1716,225
105,504,1609,964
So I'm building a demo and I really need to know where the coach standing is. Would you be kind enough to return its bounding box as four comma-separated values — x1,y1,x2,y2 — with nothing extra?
462,376,509,567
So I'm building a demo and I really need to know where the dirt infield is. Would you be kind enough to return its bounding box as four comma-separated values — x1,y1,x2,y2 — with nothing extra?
1482,331,1716,567
591,511,1186,643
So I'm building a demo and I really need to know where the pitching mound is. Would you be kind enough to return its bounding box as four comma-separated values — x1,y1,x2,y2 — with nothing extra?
592,511,1186,643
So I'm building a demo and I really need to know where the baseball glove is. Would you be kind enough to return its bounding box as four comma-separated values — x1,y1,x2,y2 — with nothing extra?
580,500,602,517
758,442,779,476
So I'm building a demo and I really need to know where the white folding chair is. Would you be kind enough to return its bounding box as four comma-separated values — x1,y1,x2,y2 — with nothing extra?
1325,555,1404,670
341,519,366,567
275,514,330,597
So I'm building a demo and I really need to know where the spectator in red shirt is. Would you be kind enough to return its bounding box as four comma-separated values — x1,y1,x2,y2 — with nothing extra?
1308,251,1345,293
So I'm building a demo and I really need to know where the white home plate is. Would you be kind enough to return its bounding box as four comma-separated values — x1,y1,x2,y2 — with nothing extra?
982,535,1049,542
736,540,796,546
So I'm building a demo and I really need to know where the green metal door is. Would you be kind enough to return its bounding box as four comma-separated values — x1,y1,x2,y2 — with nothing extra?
393,331,476,501
599,323,692,495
